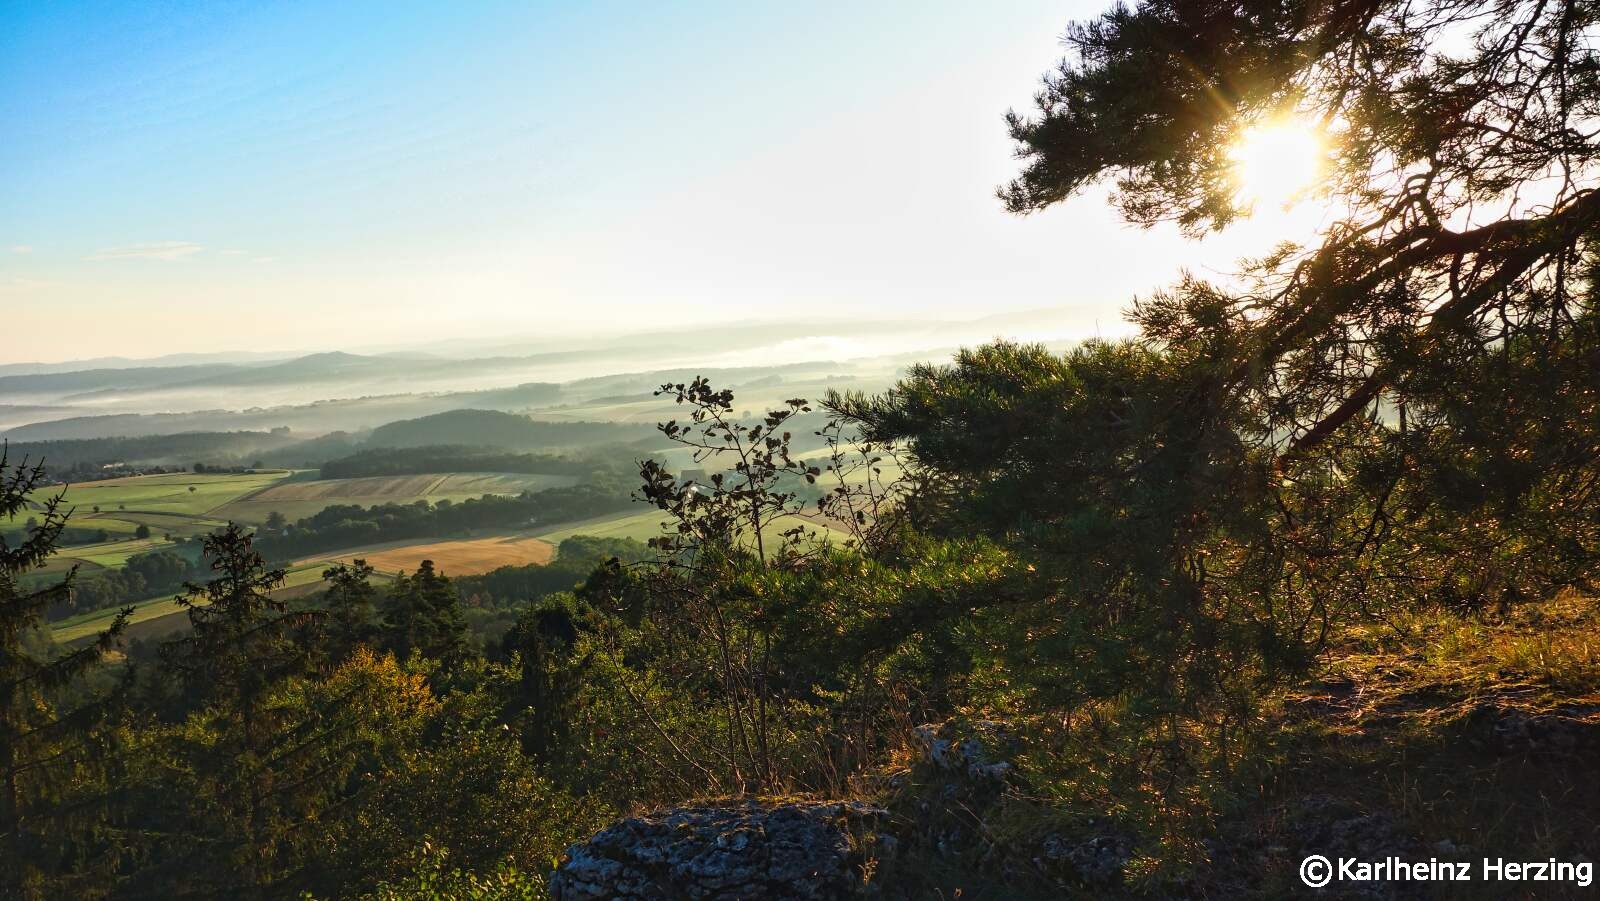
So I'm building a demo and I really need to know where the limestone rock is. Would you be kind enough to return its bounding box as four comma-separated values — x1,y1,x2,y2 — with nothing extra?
1037,830,1135,885
549,799,888,901
911,720,1014,782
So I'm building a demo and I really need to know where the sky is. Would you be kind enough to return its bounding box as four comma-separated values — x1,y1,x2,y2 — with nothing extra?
0,0,1264,364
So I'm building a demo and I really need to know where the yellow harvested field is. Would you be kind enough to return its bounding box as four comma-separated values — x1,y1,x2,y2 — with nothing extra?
324,534,556,577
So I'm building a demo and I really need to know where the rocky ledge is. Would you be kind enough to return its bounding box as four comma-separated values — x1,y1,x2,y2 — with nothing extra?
549,799,890,901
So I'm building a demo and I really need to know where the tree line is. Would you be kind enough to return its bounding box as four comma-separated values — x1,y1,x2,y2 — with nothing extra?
248,481,635,561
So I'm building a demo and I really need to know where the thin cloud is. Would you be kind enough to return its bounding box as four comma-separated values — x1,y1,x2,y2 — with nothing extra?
85,241,204,261
10,245,33,254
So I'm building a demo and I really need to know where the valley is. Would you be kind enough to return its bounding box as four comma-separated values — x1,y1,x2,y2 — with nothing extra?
1,330,957,654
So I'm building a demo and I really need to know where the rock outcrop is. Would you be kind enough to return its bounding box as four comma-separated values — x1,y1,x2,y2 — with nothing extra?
911,720,1014,782
548,799,889,901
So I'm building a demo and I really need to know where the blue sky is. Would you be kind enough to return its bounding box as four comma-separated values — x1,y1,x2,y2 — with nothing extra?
1,0,1235,363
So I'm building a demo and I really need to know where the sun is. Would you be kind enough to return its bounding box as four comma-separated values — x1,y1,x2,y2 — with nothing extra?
1228,117,1326,212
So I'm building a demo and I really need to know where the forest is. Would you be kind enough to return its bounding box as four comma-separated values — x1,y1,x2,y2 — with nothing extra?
4,0,1600,897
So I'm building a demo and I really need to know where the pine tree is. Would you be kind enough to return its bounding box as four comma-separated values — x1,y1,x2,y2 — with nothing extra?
836,0,1600,766
159,524,306,710
322,559,378,660
136,524,323,895
380,560,466,666
0,449,127,899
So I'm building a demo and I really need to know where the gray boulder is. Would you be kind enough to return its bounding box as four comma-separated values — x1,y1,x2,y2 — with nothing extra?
549,799,889,901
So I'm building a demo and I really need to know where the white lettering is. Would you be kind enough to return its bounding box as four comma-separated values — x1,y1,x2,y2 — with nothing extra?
1319,856,1589,885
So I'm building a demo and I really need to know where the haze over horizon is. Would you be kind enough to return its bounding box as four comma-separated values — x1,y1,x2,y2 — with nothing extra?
1,0,1262,365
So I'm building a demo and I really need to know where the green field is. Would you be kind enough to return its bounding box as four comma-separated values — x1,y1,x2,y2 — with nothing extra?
534,506,855,548
797,444,908,485
46,470,294,519
69,536,175,567
536,509,669,543
30,536,181,576
111,510,234,537
65,516,144,537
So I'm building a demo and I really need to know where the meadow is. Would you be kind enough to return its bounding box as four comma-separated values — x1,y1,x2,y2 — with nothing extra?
31,536,178,577
46,470,290,520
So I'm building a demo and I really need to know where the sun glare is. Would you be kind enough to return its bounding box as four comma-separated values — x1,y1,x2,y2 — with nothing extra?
1228,118,1325,212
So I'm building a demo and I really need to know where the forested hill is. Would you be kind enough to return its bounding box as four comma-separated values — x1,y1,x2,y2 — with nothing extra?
5,430,299,472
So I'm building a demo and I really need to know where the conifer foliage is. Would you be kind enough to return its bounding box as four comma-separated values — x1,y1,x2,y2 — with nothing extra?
0,449,127,899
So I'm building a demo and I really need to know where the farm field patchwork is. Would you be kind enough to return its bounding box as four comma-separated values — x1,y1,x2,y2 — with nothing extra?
110,510,233,537
44,470,294,519
36,468,587,644
30,536,180,576
69,537,175,568
213,471,576,523
18,471,288,578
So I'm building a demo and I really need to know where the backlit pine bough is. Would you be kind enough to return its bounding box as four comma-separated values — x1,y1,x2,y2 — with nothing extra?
834,0,1600,759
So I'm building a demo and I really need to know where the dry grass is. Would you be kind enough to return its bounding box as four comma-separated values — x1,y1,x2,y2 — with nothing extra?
1243,592,1600,898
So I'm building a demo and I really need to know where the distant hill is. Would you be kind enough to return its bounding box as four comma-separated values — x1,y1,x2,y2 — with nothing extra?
40,353,574,405
561,362,841,398
366,409,652,451
255,431,366,468
184,351,407,387
0,363,245,399
6,431,300,471
2,382,565,442
0,404,71,432
0,350,299,377
0,351,563,406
